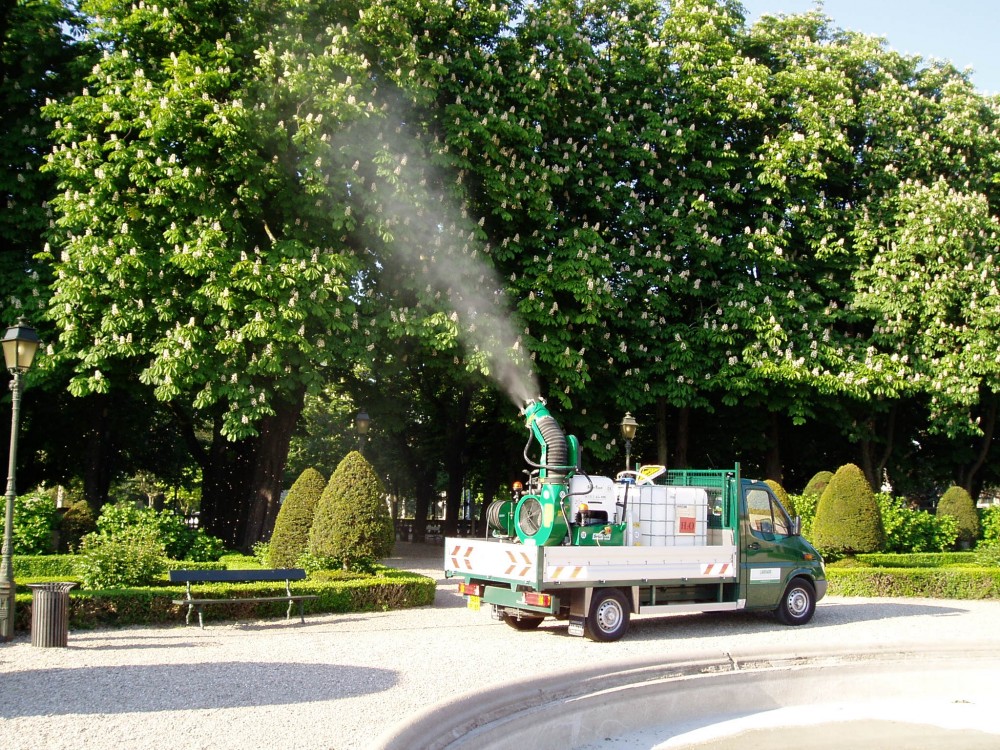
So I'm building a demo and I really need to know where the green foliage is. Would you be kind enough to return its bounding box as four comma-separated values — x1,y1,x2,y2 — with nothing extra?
13,554,78,578
827,567,1000,599
936,486,980,547
268,468,326,568
977,545,1000,567
75,528,167,589
812,464,886,556
182,531,227,562
21,0,1000,536
876,494,958,553
982,506,1000,547
0,490,58,555
310,451,394,571
13,570,435,631
787,493,818,540
0,0,90,330
57,500,97,552
94,501,224,560
297,551,343,575
228,551,266,570
855,552,982,569
307,568,369,583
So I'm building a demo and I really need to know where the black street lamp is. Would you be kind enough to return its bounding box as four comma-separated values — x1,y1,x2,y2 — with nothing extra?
355,409,371,456
620,412,638,473
1,321,41,641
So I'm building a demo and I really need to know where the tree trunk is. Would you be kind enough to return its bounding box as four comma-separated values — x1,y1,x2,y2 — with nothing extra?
674,406,690,468
656,397,668,467
241,387,306,549
764,412,783,485
859,435,877,491
859,407,897,491
197,417,256,550
875,406,897,490
443,385,473,536
959,393,997,495
82,395,115,511
412,476,435,543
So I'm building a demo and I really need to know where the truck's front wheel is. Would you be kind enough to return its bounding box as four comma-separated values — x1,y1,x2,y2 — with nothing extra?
776,578,816,626
585,589,630,642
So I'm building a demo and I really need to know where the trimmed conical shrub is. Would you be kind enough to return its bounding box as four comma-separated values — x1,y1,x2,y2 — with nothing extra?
764,480,792,515
812,463,885,555
802,470,834,499
309,451,394,570
936,485,979,548
267,467,326,568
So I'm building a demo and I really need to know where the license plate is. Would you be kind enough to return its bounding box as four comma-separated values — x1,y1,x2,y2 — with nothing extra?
467,595,481,611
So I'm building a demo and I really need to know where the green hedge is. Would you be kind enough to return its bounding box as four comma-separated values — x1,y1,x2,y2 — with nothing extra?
13,555,228,579
13,555,78,578
827,567,1000,599
13,570,435,631
855,552,983,568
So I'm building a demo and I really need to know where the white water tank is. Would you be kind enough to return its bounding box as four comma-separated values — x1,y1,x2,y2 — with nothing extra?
626,485,708,546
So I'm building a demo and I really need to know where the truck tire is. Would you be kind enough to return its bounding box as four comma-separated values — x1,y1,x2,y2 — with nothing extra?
500,611,545,631
585,589,630,642
776,578,816,626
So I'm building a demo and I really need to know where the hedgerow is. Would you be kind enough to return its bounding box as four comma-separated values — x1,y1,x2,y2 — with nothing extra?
827,567,1000,599
13,571,435,631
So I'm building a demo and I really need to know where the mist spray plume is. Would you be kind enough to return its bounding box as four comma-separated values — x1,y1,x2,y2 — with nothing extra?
343,112,539,407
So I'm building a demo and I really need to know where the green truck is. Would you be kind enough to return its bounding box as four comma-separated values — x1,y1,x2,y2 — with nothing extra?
445,399,827,642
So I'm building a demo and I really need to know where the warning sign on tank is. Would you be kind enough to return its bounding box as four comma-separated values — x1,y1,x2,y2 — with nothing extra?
676,504,696,535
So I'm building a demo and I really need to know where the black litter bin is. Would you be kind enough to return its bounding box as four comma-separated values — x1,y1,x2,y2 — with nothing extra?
28,582,76,647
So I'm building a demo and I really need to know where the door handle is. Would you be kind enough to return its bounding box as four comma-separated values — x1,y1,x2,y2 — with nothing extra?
748,542,760,550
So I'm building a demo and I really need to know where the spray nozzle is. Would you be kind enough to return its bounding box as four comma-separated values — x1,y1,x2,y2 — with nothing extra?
521,396,544,415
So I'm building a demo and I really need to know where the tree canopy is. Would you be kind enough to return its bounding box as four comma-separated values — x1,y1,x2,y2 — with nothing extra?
2,0,999,544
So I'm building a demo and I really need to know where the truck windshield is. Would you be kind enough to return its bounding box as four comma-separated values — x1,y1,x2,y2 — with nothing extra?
745,488,792,538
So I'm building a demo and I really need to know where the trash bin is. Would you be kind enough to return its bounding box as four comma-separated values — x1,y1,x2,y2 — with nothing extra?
28,582,76,648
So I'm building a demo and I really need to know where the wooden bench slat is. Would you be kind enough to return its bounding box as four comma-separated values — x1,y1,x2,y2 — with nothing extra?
169,568,307,583
171,595,318,606
168,568,316,628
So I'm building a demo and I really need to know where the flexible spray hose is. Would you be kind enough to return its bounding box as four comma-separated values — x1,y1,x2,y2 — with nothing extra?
535,413,569,482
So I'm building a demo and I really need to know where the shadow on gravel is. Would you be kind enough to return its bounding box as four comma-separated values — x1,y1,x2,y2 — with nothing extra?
482,600,971,643
0,662,397,718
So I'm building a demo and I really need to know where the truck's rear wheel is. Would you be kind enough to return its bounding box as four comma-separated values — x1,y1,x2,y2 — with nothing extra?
585,589,630,642
500,611,545,631
776,578,816,625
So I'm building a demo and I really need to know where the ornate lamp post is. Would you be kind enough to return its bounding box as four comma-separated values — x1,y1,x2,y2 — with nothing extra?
355,409,371,456
620,412,638,473
0,321,40,641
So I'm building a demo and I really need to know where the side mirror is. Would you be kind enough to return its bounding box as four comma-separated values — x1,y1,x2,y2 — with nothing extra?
791,516,802,537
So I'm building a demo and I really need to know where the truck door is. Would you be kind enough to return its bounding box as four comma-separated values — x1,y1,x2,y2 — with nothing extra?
740,486,797,610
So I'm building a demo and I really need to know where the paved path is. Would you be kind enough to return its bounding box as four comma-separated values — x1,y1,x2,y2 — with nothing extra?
1,542,998,750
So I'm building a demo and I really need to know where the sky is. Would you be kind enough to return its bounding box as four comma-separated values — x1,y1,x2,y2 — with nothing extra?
740,0,1000,95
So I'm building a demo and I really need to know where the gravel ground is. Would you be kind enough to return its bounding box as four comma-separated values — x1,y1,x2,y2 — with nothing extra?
1,541,999,750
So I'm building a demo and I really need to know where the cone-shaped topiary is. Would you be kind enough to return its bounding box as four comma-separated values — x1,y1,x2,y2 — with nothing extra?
936,485,979,548
812,463,885,556
267,467,327,568
309,451,394,570
802,470,834,499
764,480,793,516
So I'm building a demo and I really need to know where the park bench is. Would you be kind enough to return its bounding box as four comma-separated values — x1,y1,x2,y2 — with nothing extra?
169,568,318,629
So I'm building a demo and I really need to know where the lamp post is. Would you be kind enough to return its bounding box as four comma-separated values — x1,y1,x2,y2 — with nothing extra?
0,321,40,641
620,412,638,473
355,409,371,456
